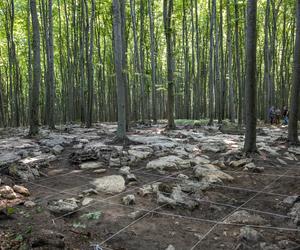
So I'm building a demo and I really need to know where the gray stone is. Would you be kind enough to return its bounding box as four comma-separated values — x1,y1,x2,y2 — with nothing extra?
128,147,153,160
93,169,107,174
225,210,267,225
288,202,300,225
82,197,94,206
194,164,233,184
52,145,64,155
0,152,21,166
8,165,40,181
47,198,79,214
259,242,280,250
73,143,83,149
91,175,125,194
40,137,66,147
239,226,263,243
277,158,287,165
288,147,300,155
13,185,30,196
81,188,99,196
190,156,210,166
119,166,131,175
157,192,176,207
0,185,18,199
24,200,36,208
138,182,161,196
122,194,135,205
180,179,211,192
277,240,300,249
128,210,147,220
165,245,175,250
126,173,137,183
80,161,104,170
170,186,198,209
146,155,190,171
282,196,299,205
177,174,189,180
243,163,264,173
201,144,226,153
230,158,252,168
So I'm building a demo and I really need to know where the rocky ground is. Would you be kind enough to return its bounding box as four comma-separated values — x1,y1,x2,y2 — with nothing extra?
0,122,300,250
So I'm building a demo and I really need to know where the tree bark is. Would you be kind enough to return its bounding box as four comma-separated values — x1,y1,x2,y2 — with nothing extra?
29,0,41,136
113,0,126,139
244,0,257,153
288,0,300,144
163,0,175,129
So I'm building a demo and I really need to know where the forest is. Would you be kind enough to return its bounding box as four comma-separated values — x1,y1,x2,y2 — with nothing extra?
0,0,300,249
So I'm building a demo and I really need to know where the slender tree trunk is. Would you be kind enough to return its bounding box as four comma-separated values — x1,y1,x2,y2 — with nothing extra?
86,0,95,128
113,0,126,139
227,0,235,123
244,0,257,153
147,0,157,123
208,0,216,125
48,0,55,129
29,0,41,136
163,0,175,129
234,0,243,125
288,0,300,144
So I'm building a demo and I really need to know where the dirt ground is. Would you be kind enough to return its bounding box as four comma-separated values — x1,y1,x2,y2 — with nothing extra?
0,123,300,250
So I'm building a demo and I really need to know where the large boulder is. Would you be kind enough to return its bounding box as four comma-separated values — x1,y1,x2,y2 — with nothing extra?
91,175,125,194
146,155,190,171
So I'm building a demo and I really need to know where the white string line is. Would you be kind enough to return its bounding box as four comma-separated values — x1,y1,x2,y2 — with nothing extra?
132,170,298,198
42,181,297,225
28,170,299,231
50,169,190,220
27,158,298,221
99,204,166,246
190,169,290,250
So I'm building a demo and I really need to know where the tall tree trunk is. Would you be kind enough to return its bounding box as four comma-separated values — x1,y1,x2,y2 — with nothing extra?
130,0,140,122
48,0,55,129
113,0,126,139
244,0,257,153
227,0,235,123
208,0,216,125
29,0,41,136
147,0,157,123
163,0,175,129
86,0,95,127
234,0,243,125
288,0,300,144
183,0,190,119
139,0,146,123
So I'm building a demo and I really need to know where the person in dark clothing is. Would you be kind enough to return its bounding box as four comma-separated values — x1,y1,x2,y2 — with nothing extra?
268,106,275,124
282,106,289,125
275,108,281,124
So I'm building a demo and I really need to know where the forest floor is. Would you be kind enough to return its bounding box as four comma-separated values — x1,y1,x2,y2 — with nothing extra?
0,122,300,250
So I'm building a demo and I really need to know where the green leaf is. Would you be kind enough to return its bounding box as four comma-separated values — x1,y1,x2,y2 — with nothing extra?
80,211,102,220
7,207,15,215
72,222,86,229
15,234,23,241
